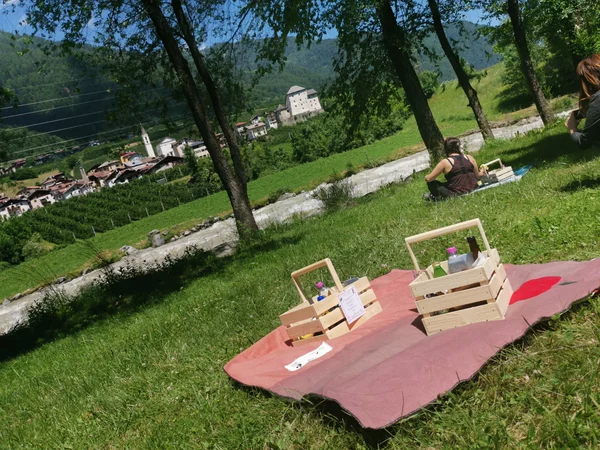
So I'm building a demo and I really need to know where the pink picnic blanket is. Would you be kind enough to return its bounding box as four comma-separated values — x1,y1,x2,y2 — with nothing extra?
225,260,600,429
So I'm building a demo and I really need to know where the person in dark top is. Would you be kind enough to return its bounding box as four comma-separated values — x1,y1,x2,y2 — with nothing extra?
565,54,600,149
423,137,487,200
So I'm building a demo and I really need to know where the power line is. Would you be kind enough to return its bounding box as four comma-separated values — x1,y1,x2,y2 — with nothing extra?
9,112,190,155
9,77,103,93
8,125,140,155
7,108,119,131
2,97,119,119
6,101,186,131
1,97,116,119
3,102,188,143
0,86,169,111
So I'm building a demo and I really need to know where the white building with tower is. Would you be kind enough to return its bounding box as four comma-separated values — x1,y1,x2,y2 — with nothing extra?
140,125,155,158
285,86,323,117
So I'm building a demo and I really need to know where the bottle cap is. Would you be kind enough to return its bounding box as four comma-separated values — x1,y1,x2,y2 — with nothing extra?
447,247,457,255
315,281,324,289
317,295,325,301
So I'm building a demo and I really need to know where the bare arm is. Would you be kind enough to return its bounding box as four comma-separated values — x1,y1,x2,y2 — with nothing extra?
468,155,487,178
425,160,449,182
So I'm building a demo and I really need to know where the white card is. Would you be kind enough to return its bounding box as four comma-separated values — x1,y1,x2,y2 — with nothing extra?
284,342,333,372
338,285,365,324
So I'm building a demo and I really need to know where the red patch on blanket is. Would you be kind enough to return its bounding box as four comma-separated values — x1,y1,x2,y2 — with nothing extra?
510,276,562,304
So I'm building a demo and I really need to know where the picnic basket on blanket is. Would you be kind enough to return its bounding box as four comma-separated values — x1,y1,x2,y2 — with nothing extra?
279,258,382,347
405,219,513,335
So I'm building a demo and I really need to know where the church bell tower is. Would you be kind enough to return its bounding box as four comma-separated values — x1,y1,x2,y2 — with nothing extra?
141,125,155,158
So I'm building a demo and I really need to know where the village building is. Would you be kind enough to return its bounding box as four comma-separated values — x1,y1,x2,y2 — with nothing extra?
194,147,210,158
266,111,278,130
88,171,113,189
120,151,144,165
105,168,141,187
173,138,205,158
235,122,247,138
10,159,26,173
25,188,56,210
147,155,184,174
34,153,55,166
41,172,69,190
286,86,323,117
88,160,121,175
1,198,30,218
156,137,177,157
246,122,268,140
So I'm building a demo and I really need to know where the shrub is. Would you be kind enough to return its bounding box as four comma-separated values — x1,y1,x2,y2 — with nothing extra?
420,70,440,99
313,179,355,211
9,168,37,181
21,233,53,260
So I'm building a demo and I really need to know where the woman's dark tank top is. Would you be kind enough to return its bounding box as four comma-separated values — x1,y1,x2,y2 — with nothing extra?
444,154,478,194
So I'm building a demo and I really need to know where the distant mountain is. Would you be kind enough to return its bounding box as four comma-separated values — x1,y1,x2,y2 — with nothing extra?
0,20,500,160
250,21,501,106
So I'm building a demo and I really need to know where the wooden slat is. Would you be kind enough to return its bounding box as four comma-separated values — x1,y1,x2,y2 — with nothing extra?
279,302,316,326
496,277,513,316
415,265,506,314
410,258,492,298
291,332,328,347
291,296,382,346
313,288,377,330
422,300,505,335
347,300,382,331
311,292,340,316
285,318,325,340
312,278,371,315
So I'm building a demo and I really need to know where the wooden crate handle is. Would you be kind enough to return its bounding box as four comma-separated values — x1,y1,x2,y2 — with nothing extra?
482,158,502,169
291,258,344,303
404,218,492,272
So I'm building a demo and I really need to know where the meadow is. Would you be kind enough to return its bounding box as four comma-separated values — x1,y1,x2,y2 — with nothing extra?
1,123,599,448
0,64,577,299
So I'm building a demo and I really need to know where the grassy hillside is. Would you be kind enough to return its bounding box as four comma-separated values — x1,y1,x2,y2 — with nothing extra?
1,123,599,447
0,64,578,299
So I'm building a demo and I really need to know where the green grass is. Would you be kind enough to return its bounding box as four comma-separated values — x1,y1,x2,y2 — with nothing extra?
0,64,579,299
1,123,600,447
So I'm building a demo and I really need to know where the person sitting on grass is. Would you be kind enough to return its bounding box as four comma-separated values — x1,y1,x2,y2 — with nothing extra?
565,54,600,149
423,137,487,201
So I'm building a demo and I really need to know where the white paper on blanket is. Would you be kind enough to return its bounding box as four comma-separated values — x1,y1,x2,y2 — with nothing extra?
285,342,333,372
338,285,365,324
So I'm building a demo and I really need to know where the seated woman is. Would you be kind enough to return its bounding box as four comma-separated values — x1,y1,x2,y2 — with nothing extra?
423,137,487,200
565,54,600,149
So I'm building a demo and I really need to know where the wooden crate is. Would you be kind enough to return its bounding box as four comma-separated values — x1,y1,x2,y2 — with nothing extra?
482,158,514,182
405,219,513,336
280,258,382,346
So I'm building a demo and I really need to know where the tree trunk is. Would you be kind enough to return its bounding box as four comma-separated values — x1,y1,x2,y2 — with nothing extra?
171,0,249,196
377,0,445,160
428,0,494,141
506,0,554,125
141,0,258,235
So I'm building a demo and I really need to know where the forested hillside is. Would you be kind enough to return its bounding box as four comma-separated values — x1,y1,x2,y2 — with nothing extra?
249,21,501,106
1,21,500,162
